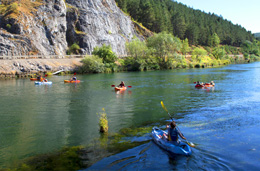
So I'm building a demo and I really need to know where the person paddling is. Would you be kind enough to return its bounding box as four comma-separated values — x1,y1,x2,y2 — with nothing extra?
166,121,186,145
118,81,125,87
70,76,77,81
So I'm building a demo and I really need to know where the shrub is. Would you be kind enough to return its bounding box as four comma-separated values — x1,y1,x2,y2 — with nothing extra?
79,56,104,73
145,56,160,70
68,43,80,54
6,24,11,30
92,44,118,63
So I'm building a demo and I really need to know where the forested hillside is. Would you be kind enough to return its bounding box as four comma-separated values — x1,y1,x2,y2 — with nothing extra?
116,0,254,46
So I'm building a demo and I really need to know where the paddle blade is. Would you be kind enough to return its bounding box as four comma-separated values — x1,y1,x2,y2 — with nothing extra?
186,141,195,147
161,101,168,113
127,86,132,88
193,82,196,84
111,85,115,87
74,72,77,75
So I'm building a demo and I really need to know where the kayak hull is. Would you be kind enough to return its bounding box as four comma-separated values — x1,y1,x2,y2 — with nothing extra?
115,86,127,91
34,81,52,85
204,84,214,87
195,84,204,87
30,78,41,81
152,127,192,156
64,80,81,83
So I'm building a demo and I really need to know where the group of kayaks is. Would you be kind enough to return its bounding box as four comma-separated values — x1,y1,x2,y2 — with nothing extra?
195,83,214,88
195,81,215,88
32,76,193,156
30,77,81,85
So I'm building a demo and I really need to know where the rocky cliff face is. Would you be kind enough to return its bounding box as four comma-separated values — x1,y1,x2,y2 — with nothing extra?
0,0,151,57
0,0,67,56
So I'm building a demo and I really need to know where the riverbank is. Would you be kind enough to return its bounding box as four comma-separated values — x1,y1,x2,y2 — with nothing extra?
0,58,82,78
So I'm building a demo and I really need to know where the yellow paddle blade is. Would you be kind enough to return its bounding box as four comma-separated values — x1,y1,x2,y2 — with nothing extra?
186,141,195,147
161,101,168,113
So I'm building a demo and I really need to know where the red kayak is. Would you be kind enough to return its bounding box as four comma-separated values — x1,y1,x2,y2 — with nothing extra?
195,84,204,87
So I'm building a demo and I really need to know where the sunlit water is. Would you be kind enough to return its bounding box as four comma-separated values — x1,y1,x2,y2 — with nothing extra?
1,62,260,170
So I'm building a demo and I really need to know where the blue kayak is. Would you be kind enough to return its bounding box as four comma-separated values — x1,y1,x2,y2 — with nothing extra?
152,127,192,156
34,81,52,85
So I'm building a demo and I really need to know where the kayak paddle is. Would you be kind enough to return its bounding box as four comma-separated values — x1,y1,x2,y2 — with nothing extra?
111,85,132,88
160,101,195,148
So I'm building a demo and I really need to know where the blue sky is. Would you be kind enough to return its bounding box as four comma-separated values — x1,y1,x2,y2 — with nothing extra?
175,0,260,33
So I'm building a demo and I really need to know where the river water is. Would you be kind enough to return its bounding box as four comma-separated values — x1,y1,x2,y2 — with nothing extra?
1,62,260,170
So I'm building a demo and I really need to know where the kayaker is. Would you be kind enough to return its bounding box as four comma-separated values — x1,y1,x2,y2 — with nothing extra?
70,76,77,81
37,75,43,81
166,121,186,145
210,81,215,85
196,81,203,86
118,81,125,87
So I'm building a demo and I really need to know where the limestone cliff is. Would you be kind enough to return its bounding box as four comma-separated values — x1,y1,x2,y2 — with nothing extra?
0,0,152,57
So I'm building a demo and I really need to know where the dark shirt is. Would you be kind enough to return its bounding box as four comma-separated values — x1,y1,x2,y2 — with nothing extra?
168,128,180,142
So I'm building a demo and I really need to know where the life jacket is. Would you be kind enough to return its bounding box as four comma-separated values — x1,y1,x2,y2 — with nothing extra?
168,128,179,141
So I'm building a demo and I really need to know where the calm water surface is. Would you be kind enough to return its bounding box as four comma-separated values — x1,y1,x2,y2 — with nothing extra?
1,62,260,170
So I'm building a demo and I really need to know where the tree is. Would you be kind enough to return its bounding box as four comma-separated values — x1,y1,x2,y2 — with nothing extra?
147,32,181,61
126,36,148,59
92,44,117,63
208,33,220,47
212,47,226,59
181,38,190,57
173,13,186,39
185,24,199,45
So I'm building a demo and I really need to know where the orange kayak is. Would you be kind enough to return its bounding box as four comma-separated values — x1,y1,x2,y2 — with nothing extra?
30,78,41,81
115,86,127,91
204,84,214,87
64,80,81,83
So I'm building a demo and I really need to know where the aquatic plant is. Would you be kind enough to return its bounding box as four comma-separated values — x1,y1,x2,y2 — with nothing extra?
98,108,108,133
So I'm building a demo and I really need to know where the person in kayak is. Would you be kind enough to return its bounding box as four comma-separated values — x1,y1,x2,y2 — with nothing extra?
118,81,125,87
166,121,186,145
210,81,215,85
196,81,204,86
70,76,77,81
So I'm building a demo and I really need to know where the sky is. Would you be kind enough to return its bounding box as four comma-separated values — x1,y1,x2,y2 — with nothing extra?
175,0,260,33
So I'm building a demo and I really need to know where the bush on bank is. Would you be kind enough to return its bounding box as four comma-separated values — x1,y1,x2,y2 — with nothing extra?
77,32,260,73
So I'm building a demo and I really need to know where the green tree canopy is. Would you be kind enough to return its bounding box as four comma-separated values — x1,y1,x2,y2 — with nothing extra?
126,36,148,59
147,32,181,61
208,33,220,47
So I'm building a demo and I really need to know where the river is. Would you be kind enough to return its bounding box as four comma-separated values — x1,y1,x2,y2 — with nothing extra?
1,62,260,170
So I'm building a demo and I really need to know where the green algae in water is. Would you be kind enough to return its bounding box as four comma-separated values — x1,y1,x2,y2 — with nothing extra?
4,125,155,171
